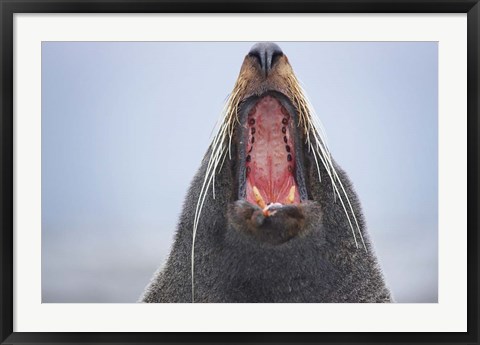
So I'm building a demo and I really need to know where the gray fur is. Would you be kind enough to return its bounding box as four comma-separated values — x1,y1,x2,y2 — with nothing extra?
140,144,393,303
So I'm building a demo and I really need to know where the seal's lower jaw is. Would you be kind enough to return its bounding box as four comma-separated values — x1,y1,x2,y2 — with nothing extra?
229,200,308,245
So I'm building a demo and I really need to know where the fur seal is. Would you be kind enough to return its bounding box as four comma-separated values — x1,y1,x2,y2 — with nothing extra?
141,43,392,303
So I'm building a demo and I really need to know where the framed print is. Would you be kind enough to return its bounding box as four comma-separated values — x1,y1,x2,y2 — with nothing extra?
1,1,479,344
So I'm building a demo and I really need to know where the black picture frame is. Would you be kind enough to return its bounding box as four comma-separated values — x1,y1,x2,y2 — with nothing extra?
1,1,479,344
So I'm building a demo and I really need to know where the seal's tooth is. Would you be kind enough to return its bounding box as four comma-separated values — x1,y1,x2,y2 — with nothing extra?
262,207,277,217
252,186,267,209
287,185,296,204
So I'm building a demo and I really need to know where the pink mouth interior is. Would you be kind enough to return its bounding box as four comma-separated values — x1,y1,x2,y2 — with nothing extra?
245,95,300,206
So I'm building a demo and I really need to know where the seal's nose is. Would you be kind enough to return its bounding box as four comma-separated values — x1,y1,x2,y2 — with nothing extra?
248,42,283,77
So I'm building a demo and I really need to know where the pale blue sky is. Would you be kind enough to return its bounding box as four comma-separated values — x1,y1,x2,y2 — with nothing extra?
42,42,438,302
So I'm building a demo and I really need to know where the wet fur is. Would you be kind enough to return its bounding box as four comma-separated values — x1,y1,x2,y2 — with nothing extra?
141,145,392,303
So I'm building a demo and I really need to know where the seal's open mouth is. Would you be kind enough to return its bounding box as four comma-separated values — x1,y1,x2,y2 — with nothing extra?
238,93,308,217
245,95,299,206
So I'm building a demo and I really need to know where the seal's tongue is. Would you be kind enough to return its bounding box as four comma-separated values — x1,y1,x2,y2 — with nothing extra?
245,95,300,209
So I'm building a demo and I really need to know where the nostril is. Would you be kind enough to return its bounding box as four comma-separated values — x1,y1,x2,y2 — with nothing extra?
248,42,283,76
271,51,283,68
248,51,262,67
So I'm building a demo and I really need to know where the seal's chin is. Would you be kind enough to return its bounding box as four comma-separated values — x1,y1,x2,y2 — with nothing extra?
228,200,312,245
231,92,312,244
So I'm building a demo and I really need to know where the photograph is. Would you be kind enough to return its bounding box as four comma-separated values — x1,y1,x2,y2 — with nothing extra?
41,41,438,303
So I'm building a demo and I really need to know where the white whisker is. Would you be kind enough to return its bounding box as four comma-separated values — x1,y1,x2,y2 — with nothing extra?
293,77,366,251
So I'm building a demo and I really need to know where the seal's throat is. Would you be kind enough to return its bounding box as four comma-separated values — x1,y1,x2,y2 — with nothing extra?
244,95,301,208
